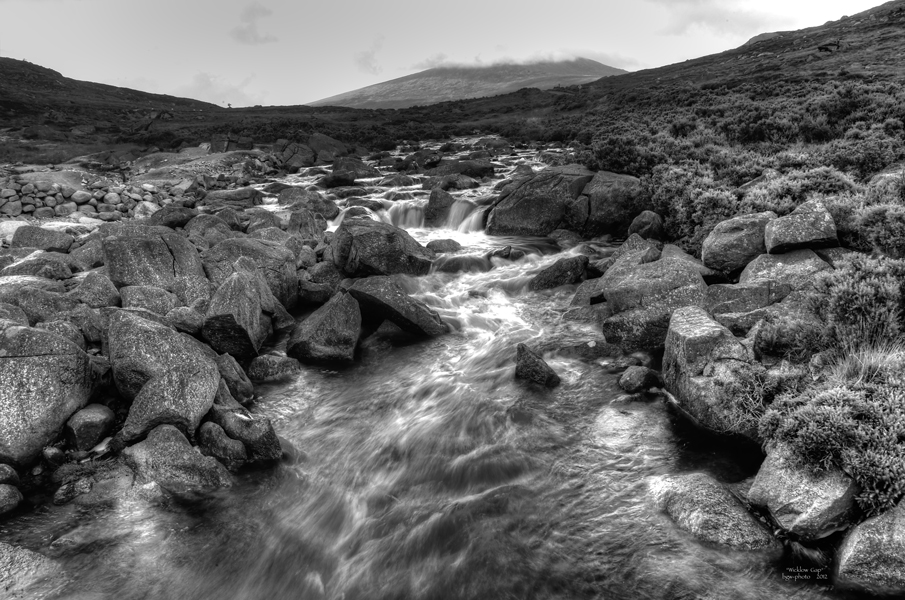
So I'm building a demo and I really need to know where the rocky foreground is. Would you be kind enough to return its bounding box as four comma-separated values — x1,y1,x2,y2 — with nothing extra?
0,133,902,595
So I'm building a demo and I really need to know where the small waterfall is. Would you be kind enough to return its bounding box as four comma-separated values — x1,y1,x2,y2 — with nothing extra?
458,205,488,233
445,199,477,230
387,200,426,228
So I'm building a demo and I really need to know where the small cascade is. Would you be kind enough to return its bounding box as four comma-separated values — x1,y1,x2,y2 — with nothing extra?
445,199,477,230
458,205,488,232
387,200,426,228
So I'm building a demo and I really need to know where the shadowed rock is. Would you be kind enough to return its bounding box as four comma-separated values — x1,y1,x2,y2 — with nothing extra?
331,218,433,277
347,276,448,336
123,425,232,493
515,343,560,387
287,292,362,363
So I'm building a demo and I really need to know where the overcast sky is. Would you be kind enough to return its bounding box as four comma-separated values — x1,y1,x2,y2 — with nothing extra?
0,0,888,107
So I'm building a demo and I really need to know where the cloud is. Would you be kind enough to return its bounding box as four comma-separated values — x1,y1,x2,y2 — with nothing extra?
411,53,449,70
230,2,277,45
355,37,384,75
171,72,264,107
646,0,792,36
409,50,641,71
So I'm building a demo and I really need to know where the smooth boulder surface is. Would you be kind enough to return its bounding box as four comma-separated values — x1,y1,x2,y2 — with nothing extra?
528,256,588,291
119,366,219,444
764,199,838,254
662,306,761,440
123,425,232,493
10,225,74,253
571,171,646,237
836,502,905,595
514,343,560,388
103,231,209,306
701,211,776,273
739,249,832,291
331,218,433,277
650,472,780,551
748,444,859,540
202,238,299,309
287,292,362,363
0,322,94,466
347,276,448,336
486,164,594,236
601,258,706,352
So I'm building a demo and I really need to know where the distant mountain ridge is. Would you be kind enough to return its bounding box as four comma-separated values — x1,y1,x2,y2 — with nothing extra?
309,57,627,109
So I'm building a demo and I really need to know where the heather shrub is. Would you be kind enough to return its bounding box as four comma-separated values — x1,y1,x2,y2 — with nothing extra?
809,255,905,347
858,204,905,258
753,314,824,363
738,167,860,215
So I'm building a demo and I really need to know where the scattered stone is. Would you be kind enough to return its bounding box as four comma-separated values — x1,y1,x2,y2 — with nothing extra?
528,255,588,291
426,239,462,254
0,484,22,515
0,465,20,486
198,422,247,471
618,366,663,393
514,343,560,388
626,210,665,240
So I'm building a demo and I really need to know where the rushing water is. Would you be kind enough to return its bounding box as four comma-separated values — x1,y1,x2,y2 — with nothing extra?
0,142,864,599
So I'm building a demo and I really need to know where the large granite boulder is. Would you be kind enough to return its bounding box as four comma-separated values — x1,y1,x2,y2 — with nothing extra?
333,156,381,179
308,132,348,162
764,199,838,254
69,271,121,308
202,238,298,309
331,218,433,277
278,187,340,219
836,502,905,595
739,249,832,291
704,281,791,316
0,322,94,466
184,214,237,248
568,171,646,237
203,271,271,357
346,276,448,336
287,292,362,363
147,205,198,229
0,542,59,597
649,472,780,551
287,208,327,241
701,211,776,273
662,306,762,440
10,225,74,253
423,188,457,227
486,164,594,236
123,425,232,493
65,404,115,451
202,187,264,210
206,402,281,462
528,256,588,291
600,258,706,352
105,310,217,400
748,444,859,540
103,231,209,306
215,353,254,405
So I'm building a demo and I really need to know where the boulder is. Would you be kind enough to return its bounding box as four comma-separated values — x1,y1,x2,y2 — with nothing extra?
618,366,663,393
0,465,18,486
0,252,74,280
0,485,21,515
514,343,560,388
701,212,776,273
331,218,433,277
106,310,217,400
748,444,859,540
202,187,264,210
184,214,237,248
0,542,57,596
5,286,78,326
426,239,462,254
649,472,780,551
120,285,179,316
528,256,588,291
69,271,121,308
287,292,361,363
486,164,594,236
119,365,219,444
206,403,281,462
202,271,271,357
287,208,327,241
660,244,719,281
0,302,28,326
198,421,247,471
426,159,495,179
423,188,457,227
36,320,85,351
279,142,315,172
69,238,105,269
103,231,209,306
166,306,205,334
571,171,646,237
662,306,761,440
246,354,302,382
346,276,448,336
601,258,706,352
147,205,198,229
333,157,381,179
0,322,94,466
836,502,905,595
202,238,298,309
245,211,282,234
321,170,356,188
704,281,791,316
627,210,665,240
10,225,73,253
278,187,340,219
739,250,832,291
65,404,115,451
123,425,232,493
308,132,348,162
764,200,838,254
215,353,254,405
